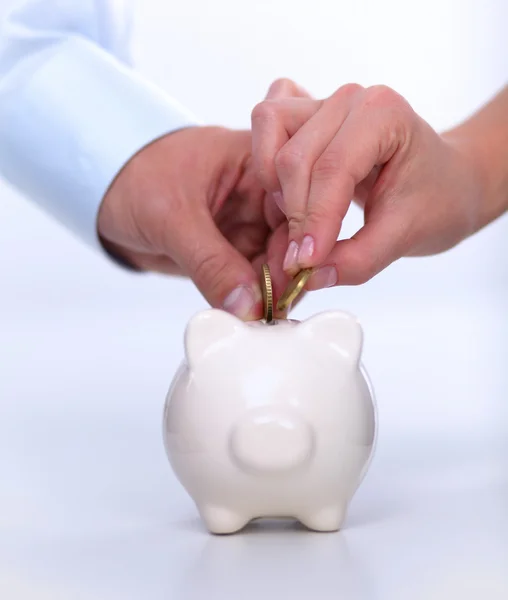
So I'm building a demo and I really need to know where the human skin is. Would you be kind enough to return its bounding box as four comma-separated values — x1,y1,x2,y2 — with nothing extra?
97,81,508,320
97,125,291,321
251,81,508,290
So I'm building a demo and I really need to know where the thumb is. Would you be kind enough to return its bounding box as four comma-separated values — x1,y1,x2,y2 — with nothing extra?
165,209,263,320
308,209,411,288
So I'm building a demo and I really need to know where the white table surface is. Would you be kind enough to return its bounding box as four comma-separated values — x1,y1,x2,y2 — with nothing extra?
1,199,507,599
1,297,507,600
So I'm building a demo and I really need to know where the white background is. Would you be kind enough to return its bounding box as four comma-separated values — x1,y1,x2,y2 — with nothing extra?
1,0,507,598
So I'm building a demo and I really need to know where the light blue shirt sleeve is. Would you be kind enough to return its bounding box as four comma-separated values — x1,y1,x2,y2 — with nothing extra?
0,0,199,252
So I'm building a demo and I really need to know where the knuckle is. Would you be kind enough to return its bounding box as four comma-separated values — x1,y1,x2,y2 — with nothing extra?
364,85,409,113
331,82,364,102
251,100,278,124
288,210,306,233
312,151,342,181
269,77,296,94
362,86,415,144
274,147,306,176
365,84,396,104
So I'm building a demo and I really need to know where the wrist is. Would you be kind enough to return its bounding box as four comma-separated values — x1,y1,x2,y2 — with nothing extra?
441,125,508,231
98,235,143,271
442,87,508,231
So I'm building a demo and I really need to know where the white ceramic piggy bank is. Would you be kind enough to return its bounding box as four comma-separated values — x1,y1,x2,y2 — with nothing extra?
163,309,376,534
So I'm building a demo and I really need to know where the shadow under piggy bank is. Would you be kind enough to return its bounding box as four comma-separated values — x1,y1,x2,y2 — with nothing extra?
176,522,374,600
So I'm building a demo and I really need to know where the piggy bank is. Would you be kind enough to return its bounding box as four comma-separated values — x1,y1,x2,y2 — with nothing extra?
163,309,376,534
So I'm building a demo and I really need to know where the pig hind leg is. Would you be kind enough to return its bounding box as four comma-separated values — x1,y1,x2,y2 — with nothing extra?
298,505,346,532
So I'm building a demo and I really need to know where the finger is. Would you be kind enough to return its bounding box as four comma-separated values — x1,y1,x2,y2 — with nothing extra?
250,221,289,302
253,77,315,206
265,77,312,100
273,84,364,273
299,85,414,269
306,209,411,289
251,97,320,196
162,208,263,321
264,191,286,230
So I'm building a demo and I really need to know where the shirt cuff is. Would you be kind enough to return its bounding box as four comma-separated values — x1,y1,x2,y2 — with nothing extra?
0,36,200,253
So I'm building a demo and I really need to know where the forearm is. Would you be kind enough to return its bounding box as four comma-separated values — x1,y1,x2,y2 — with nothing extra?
443,85,508,230
0,0,198,251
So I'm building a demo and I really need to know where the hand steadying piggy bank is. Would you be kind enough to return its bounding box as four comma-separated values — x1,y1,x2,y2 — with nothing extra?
163,309,376,534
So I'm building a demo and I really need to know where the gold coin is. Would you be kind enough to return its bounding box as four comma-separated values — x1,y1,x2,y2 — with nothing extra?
276,268,313,313
261,263,273,323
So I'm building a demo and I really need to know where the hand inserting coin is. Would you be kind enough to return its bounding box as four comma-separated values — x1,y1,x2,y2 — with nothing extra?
261,264,313,323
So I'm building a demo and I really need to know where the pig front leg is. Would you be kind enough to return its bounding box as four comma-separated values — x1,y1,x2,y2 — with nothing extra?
199,505,251,534
298,505,347,532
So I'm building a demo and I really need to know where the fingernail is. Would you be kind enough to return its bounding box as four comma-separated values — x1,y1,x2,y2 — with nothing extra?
272,191,285,214
222,285,256,319
283,240,299,272
308,266,337,290
298,235,315,265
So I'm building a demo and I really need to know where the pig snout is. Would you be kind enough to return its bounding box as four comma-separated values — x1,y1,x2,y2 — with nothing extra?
229,408,315,474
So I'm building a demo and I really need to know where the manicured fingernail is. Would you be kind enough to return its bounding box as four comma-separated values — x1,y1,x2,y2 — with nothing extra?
272,191,285,214
283,240,299,272
222,285,256,319
298,235,315,264
308,266,337,290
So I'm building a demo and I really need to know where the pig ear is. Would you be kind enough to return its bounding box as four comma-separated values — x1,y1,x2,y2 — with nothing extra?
184,309,246,367
298,310,363,365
